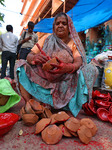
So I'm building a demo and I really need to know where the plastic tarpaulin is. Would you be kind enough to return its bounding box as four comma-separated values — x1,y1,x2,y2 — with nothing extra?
33,0,112,33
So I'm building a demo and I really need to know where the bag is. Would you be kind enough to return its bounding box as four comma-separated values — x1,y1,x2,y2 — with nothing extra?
16,31,26,59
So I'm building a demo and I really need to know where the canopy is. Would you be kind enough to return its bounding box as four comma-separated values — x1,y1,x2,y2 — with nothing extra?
33,0,112,33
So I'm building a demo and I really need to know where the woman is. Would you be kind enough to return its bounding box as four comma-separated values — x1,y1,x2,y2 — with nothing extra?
15,12,98,117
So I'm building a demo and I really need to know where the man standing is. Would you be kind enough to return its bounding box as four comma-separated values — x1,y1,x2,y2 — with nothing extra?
18,21,38,60
0,25,18,79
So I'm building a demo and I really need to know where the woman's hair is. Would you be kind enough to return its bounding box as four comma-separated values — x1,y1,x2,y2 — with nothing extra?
6,25,13,32
54,12,68,25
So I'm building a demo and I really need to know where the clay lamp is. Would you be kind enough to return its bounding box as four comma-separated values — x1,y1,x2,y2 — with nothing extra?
0,113,19,136
58,124,72,137
95,100,111,109
96,108,109,122
54,111,70,122
35,118,51,134
22,114,39,126
0,94,10,106
80,118,97,136
109,106,112,115
108,114,112,124
25,101,35,114
87,103,97,115
41,124,63,145
83,103,94,116
64,117,80,132
50,114,59,124
42,57,59,71
20,106,26,118
44,108,52,118
29,99,43,111
77,125,92,144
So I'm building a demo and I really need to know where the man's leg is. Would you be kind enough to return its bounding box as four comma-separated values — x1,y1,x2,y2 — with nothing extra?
9,52,16,79
1,51,8,78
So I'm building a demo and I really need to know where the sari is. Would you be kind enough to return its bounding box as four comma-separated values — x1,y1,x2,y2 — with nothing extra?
15,15,98,116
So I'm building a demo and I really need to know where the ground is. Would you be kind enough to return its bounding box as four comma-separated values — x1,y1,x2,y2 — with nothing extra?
0,97,112,150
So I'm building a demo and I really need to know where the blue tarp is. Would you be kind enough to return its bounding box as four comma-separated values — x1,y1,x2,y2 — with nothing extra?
33,0,112,33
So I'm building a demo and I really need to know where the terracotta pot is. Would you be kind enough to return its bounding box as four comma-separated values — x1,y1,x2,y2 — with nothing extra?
0,113,19,136
0,94,10,106
50,114,59,124
69,130,78,137
77,125,92,144
41,124,63,145
58,124,72,137
109,106,112,115
29,99,43,111
64,117,80,132
22,114,39,126
97,108,109,122
25,101,35,114
44,108,52,118
42,57,59,71
83,103,94,116
95,100,111,109
87,103,97,115
108,114,112,124
35,118,51,134
20,106,26,118
80,118,97,136
54,111,70,122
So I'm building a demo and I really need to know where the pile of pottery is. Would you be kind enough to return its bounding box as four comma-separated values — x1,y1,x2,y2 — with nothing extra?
83,90,112,123
20,99,97,145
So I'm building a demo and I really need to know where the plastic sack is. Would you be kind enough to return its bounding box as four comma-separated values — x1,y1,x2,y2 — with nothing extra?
101,60,112,89
0,79,21,113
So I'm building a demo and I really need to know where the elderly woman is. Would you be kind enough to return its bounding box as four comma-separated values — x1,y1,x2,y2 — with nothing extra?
15,12,98,117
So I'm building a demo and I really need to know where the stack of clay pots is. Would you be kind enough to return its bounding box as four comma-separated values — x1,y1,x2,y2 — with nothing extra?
83,90,112,124
20,99,97,145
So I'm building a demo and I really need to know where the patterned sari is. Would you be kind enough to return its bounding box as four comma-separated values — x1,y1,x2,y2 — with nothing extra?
15,14,98,116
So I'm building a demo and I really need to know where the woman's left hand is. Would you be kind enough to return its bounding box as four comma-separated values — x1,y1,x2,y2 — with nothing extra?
48,57,75,74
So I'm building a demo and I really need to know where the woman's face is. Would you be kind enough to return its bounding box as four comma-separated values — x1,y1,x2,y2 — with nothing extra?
54,15,69,39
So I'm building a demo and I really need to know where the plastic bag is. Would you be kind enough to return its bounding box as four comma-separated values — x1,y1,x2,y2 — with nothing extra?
0,79,21,113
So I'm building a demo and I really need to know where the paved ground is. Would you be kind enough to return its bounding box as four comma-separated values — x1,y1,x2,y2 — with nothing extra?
0,97,112,150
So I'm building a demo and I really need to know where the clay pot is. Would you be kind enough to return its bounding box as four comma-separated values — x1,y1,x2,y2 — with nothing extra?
87,103,97,115
77,125,92,144
108,114,112,124
109,106,112,115
0,113,19,136
42,57,59,71
22,114,39,126
95,100,111,109
54,111,70,122
25,101,35,114
41,124,63,145
64,117,80,132
80,118,97,136
69,130,78,137
58,124,72,137
97,108,109,122
20,106,26,118
44,108,52,118
0,94,10,106
29,99,43,111
35,118,51,134
50,114,59,124
84,103,94,116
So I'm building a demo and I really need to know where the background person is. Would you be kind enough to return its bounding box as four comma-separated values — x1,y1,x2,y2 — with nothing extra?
0,25,18,79
15,12,98,117
18,21,38,60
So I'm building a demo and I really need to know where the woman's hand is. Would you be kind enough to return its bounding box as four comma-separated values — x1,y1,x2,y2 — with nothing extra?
33,53,49,65
48,57,76,74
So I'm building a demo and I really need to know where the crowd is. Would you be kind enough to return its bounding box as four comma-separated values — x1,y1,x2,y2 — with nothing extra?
0,12,98,117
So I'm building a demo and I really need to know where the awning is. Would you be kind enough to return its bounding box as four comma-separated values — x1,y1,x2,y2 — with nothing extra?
33,0,112,33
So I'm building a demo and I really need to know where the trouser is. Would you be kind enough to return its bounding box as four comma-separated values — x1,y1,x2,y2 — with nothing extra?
19,48,31,60
1,51,16,79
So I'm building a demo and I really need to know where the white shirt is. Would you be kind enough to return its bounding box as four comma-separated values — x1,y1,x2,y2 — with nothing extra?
0,32,18,53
